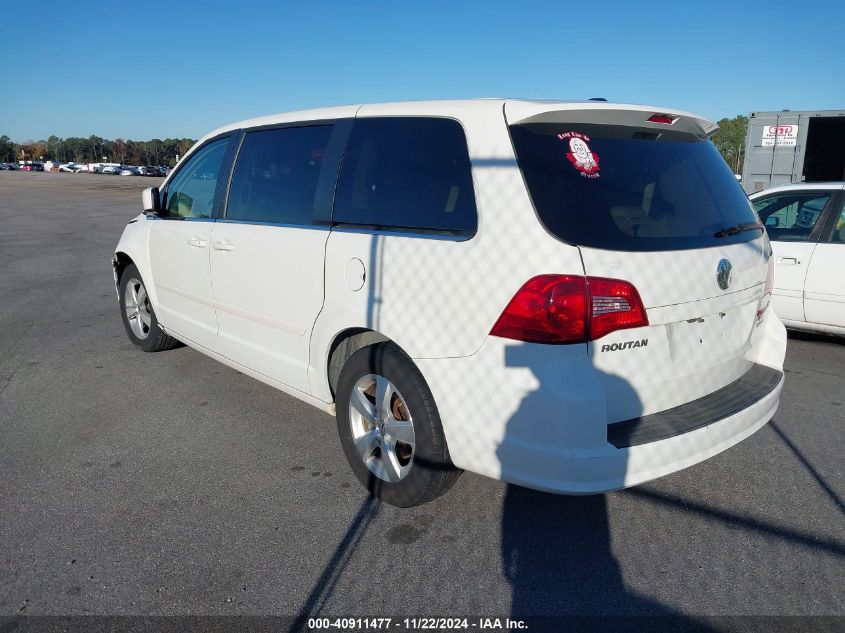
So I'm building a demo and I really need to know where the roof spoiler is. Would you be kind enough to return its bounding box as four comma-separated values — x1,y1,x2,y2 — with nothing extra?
505,101,719,139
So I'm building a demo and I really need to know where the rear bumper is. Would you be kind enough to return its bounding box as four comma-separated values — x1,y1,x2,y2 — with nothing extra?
607,363,782,449
494,372,782,494
415,311,787,494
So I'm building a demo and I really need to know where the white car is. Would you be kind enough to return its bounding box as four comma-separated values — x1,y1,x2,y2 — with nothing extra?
751,183,845,336
58,162,85,173
112,99,787,507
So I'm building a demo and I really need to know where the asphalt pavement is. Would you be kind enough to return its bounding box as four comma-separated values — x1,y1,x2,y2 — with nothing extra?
0,173,843,627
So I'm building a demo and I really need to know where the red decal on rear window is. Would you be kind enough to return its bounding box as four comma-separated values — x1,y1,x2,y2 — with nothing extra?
558,131,600,178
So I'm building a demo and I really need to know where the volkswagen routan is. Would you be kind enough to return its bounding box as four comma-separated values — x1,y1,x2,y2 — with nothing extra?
113,100,787,507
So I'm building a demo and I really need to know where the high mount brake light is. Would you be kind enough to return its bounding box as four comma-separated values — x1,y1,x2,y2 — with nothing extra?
490,275,648,344
647,114,678,125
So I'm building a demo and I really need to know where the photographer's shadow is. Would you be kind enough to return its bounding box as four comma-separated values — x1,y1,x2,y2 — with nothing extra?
497,343,709,625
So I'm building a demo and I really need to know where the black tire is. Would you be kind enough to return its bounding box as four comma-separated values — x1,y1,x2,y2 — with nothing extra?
118,263,179,352
336,342,461,507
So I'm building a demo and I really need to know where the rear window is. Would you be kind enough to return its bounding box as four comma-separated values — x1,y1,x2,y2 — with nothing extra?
334,117,477,235
510,123,761,251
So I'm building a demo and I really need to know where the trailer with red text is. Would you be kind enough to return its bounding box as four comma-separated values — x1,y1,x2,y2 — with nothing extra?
741,109,845,194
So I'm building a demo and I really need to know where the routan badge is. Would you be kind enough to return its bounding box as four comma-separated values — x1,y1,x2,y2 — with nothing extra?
558,131,600,178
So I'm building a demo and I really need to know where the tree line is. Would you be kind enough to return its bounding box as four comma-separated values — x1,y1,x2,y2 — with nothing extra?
0,135,197,166
2,115,749,172
711,115,748,174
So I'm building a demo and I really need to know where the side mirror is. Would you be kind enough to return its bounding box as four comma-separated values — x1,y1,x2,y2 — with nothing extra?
142,186,160,215
765,216,780,228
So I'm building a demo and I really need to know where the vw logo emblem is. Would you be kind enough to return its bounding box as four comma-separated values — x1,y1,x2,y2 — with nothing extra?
717,259,732,290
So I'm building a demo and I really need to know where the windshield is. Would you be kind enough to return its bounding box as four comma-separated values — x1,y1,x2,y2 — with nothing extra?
509,123,760,251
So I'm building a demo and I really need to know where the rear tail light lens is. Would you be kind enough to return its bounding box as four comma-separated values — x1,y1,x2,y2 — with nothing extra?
489,275,587,343
490,275,648,344
764,253,775,296
588,277,649,340
757,252,775,324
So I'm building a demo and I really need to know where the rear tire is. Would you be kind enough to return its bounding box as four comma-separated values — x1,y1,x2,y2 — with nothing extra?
118,264,179,353
336,342,461,507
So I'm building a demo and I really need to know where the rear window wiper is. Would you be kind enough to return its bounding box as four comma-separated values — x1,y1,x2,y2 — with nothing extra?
713,222,764,238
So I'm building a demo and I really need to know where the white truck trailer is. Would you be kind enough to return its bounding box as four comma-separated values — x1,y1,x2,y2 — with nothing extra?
741,109,845,194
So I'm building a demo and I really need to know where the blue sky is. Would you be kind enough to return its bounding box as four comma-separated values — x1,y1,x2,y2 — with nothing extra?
2,0,843,142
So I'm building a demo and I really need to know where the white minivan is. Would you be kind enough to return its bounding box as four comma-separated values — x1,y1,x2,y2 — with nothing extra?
113,100,787,507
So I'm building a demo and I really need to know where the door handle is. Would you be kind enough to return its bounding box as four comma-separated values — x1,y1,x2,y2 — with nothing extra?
187,237,207,248
776,256,800,265
213,240,235,252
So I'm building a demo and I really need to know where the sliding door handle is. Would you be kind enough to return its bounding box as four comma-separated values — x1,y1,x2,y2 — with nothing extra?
213,240,235,252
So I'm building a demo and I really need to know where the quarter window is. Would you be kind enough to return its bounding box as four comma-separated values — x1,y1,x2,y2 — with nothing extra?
226,125,334,225
163,138,229,219
334,117,476,235
752,192,832,242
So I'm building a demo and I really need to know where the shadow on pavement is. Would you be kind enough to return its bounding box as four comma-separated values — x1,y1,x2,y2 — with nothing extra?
785,329,844,345
497,342,718,630
768,420,844,515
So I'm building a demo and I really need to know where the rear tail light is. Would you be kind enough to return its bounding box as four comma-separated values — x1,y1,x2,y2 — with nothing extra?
490,275,648,344
757,253,775,325
764,252,775,296
588,277,649,340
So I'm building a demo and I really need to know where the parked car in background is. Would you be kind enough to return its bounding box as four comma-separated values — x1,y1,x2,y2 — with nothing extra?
59,162,86,173
32,162,45,172
138,166,160,177
101,165,121,174
20,162,33,171
120,167,141,176
113,99,787,507
751,182,845,336
6,162,19,170
0,162,8,170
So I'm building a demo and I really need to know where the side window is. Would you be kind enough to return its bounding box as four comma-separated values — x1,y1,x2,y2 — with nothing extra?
163,138,229,219
753,192,832,242
334,117,477,235
827,198,845,244
226,125,333,224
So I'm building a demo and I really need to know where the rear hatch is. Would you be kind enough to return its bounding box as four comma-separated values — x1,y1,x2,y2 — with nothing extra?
506,102,772,420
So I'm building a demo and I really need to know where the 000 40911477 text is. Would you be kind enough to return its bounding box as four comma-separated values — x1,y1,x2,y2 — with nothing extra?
306,617,528,630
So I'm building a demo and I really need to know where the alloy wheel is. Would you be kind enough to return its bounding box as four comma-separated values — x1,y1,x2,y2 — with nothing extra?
348,374,416,483
124,277,152,340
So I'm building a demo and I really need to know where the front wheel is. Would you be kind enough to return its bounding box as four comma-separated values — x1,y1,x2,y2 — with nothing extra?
336,343,460,507
118,263,179,352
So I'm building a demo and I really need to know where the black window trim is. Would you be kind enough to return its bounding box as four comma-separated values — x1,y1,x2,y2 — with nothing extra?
754,189,841,244
159,132,233,221
817,190,845,244
220,118,352,228
171,115,480,241
329,115,479,241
